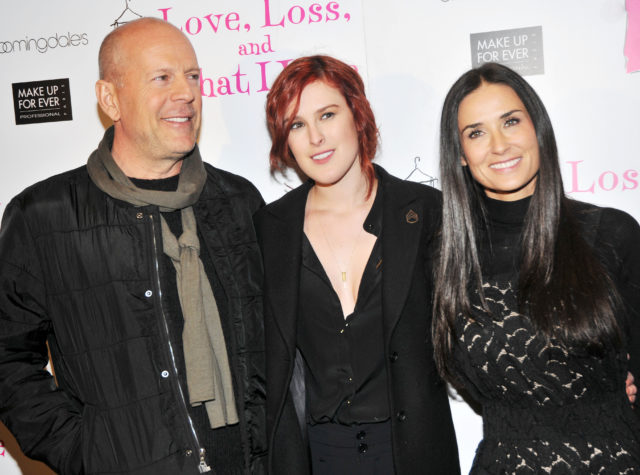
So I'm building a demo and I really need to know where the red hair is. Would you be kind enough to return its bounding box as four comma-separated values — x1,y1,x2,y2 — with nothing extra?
265,55,379,196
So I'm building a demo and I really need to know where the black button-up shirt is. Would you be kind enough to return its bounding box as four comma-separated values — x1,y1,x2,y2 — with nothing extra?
297,184,389,425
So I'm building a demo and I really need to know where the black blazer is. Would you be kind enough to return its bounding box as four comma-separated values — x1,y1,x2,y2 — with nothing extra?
254,165,460,474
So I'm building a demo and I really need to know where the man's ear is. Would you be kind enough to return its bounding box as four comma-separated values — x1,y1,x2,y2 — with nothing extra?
95,79,121,122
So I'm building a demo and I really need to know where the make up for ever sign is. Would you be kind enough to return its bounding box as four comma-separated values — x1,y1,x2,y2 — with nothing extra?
12,78,73,125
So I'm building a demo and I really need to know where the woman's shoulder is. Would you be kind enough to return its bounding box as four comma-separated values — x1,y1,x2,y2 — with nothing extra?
255,181,311,221
569,198,640,252
570,199,639,231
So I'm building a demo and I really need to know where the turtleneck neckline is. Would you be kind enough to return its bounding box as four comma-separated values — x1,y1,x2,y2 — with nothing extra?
482,193,532,227
129,174,180,192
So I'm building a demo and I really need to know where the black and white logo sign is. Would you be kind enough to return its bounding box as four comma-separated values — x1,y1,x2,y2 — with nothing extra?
470,26,544,76
12,78,73,125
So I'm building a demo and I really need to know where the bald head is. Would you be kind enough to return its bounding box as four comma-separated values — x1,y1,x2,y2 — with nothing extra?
98,18,189,85
95,16,202,178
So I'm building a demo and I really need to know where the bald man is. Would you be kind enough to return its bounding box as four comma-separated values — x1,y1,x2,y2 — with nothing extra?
0,18,266,475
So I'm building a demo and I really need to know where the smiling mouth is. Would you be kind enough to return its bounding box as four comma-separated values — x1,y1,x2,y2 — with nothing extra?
490,157,521,169
312,150,333,160
163,117,191,123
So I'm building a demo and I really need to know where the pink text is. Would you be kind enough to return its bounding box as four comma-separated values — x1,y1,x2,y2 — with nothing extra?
566,160,639,193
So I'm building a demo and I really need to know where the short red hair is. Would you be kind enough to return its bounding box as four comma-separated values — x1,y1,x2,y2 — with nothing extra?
265,55,378,195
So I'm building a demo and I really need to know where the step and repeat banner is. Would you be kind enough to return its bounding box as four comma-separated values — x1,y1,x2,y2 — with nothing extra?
1,1,638,473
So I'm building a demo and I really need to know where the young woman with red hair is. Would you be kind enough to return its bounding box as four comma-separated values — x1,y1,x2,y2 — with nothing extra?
254,55,459,474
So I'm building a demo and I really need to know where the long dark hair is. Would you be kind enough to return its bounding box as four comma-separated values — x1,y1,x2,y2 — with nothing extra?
433,62,620,381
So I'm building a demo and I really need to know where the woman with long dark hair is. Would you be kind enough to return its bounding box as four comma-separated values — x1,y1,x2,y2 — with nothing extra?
433,62,640,473
255,55,459,474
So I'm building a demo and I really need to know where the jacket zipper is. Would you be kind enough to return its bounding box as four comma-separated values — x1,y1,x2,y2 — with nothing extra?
149,214,212,474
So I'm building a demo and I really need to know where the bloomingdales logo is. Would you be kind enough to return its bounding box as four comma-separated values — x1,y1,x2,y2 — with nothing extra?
1,32,88,54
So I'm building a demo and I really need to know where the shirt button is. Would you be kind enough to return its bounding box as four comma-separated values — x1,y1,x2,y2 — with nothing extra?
339,329,344,334
397,410,407,422
390,351,399,362
346,400,351,405
185,449,193,457
358,443,368,453
161,370,170,378
356,430,366,440
144,290,153,298
136,212,144,219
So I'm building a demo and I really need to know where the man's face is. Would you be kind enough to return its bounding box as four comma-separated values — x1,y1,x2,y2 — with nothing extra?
113,23,202,164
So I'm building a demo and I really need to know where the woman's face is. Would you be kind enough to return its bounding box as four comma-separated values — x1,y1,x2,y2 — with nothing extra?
286,80,361,187
457,82,540,201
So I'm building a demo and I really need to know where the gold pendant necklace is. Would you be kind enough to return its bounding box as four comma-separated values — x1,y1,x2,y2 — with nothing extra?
308,185,371,287
317,215,364,286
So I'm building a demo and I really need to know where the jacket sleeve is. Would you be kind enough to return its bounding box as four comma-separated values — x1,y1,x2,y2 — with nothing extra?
0,198,83,475
595,208,640,396
253,209,311,475
613,212,640,386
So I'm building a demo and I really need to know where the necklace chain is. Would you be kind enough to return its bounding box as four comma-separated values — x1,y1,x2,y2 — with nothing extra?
317,217,364,286
308,185,373,287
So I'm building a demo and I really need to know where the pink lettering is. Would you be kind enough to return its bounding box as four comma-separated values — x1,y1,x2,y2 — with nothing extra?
233,65,250,94
238,35,274,56
200,69,217,98
326,2,340,21
262,0,344,28
309,4,323,23
598,171,618,191
623,170,639,191
256,60,293,92
226,12,240,31
262,0,285,27
566,161,595,193
279,58,294,69
217,77,233,96
203,14,224,33
199,67,250,97
161,8,244,34
256,61,270,92
288,6,306,24
158,7,171,21
567,161,639,193
185,17,202,35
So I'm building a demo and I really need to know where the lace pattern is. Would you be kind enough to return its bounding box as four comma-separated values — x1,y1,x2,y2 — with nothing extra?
454,279,640,474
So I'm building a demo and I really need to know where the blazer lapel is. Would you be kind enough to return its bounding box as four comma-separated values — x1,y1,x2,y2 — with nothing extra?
262,170,428,348
260,183,312,352
380,171,425,341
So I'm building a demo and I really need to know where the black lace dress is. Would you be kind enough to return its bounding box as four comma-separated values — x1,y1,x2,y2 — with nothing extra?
452,196,640,474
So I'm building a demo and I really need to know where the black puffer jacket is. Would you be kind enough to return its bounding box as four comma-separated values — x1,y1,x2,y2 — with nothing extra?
0,161,266,475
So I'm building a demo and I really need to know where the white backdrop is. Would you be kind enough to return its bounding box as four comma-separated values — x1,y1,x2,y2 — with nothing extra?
1,1,639,473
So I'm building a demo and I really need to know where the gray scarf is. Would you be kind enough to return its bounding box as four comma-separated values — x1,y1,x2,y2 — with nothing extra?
87,127,238,428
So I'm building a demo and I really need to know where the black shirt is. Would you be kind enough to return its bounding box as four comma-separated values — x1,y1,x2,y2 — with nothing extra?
297,184,390,425
479,194,531,277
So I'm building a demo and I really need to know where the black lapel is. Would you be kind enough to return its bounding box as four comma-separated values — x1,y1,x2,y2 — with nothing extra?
259,182,312,352
378,167,425,341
